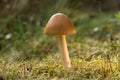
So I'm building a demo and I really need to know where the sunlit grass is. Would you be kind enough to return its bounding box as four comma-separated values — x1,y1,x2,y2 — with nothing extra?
0,48,120,79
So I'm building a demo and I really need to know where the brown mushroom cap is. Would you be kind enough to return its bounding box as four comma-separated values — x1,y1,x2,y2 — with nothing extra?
44,13,76,35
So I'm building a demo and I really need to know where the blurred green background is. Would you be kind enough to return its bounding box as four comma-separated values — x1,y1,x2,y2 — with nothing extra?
0,0,120,57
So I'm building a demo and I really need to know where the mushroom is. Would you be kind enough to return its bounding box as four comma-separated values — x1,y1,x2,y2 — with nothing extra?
44,13,76,70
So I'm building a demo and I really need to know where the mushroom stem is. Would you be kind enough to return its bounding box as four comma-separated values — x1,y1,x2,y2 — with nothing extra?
58,35,71,70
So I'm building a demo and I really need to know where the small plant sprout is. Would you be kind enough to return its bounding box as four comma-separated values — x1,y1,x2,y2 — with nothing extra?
44,13,76,70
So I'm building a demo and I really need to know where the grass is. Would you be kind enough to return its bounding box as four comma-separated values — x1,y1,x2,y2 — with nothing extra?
0,12,120,80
